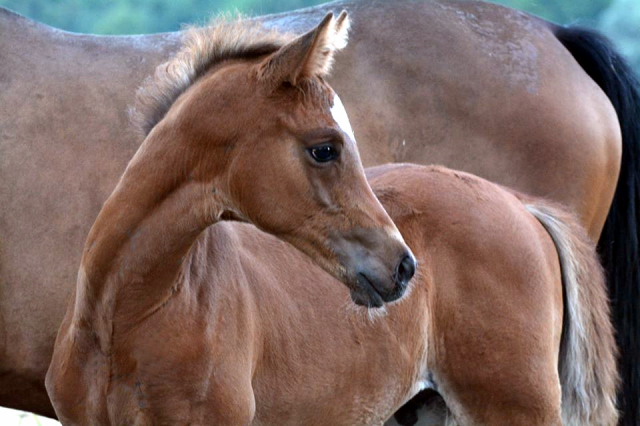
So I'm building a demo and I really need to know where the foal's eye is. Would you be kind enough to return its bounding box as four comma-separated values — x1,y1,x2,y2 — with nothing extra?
308,144,339,163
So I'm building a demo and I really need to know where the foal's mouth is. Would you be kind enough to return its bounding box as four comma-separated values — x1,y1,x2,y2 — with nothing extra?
351,273,386,308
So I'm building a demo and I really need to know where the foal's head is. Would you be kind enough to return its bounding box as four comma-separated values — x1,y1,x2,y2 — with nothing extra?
134,12,415,307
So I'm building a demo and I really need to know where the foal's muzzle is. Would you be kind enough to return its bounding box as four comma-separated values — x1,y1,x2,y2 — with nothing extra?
329,225,416,308
349,251,416,308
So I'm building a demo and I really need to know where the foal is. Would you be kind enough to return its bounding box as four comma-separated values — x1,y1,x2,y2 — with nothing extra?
49,161,617,424
45,13,415,424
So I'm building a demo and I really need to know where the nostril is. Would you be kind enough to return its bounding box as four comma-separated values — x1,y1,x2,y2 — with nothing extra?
395,254,416,286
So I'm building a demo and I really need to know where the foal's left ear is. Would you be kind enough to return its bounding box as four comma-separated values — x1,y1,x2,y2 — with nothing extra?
259,11,350,87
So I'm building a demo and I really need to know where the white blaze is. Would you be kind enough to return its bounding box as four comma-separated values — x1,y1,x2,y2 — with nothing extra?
331,94,356,142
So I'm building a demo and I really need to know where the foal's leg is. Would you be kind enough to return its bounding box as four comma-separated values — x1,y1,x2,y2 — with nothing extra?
438,376,563,426
430,239,564,424
432,289,564,426
205,377,256,425
433,329,564,425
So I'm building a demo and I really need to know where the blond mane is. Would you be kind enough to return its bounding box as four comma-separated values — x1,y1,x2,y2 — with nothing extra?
130,16,294,136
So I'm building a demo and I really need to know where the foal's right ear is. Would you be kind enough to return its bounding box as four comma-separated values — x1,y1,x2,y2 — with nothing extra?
258,11,350,88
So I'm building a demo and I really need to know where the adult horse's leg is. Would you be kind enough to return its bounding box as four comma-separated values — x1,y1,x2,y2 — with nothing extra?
553,26,640,426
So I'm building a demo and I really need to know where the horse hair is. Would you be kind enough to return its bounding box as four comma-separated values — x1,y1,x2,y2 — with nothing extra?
526,203,618,426
130,16,293,136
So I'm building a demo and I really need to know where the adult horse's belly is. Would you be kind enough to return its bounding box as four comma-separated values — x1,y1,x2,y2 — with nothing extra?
0,0,620,418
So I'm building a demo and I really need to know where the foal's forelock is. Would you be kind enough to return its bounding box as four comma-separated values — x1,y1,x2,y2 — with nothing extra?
130,18,293,136
131,11,351,138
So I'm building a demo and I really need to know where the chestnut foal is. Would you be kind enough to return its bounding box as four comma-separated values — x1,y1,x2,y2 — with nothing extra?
45,13,416,424
50,162,618,425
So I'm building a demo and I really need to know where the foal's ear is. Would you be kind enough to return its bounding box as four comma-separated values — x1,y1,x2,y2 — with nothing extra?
259,11,350,87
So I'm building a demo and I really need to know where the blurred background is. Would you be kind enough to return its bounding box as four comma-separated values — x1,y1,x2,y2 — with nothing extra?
0,0,638,424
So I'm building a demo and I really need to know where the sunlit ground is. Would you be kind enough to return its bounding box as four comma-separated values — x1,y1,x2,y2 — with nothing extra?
0,407,61,425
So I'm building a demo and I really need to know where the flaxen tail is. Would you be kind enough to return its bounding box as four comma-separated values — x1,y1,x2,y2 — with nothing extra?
526,203,618,426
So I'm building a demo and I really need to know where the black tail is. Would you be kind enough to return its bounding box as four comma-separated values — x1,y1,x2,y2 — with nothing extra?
554,26,640,426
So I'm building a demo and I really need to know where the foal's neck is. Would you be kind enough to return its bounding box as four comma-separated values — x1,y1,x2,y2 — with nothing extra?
74,128,224,341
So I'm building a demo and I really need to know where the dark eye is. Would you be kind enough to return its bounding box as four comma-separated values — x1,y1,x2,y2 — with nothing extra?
308,144,339,163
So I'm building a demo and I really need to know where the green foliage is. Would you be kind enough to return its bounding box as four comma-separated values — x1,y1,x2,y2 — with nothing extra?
492,0,612,25
599,0,640,73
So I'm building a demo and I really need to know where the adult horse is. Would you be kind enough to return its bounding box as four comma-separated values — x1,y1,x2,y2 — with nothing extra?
0,0,638,423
